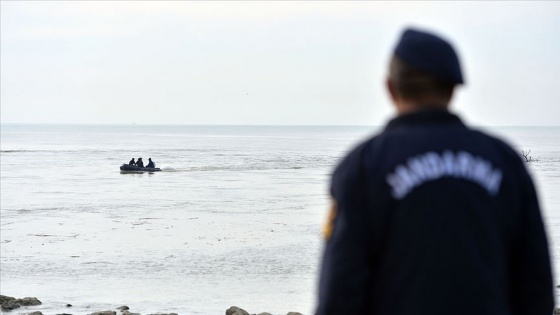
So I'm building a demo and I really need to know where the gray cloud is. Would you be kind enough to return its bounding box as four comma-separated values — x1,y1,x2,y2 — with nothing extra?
1,1,559,126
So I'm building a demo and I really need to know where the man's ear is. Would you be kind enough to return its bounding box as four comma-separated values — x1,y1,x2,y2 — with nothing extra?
386,77,398,103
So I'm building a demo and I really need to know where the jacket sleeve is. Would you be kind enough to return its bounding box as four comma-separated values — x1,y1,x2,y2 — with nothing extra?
316,146,374,315
510,166,554,315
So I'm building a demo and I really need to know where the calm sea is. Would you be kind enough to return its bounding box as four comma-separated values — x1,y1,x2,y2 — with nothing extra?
1,124,559,314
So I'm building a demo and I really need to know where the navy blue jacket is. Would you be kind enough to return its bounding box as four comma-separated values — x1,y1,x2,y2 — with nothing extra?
317,109,553,315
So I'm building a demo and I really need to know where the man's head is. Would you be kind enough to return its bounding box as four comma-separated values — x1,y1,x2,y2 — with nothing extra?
387,28,464,113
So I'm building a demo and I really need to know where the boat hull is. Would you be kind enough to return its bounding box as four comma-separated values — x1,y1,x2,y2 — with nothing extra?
120,164,161,172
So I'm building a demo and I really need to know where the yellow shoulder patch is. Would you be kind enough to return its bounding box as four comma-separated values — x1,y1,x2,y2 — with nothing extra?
323,198,338,240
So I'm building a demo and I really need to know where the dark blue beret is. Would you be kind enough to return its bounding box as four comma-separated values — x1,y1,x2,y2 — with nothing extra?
394,28,464,84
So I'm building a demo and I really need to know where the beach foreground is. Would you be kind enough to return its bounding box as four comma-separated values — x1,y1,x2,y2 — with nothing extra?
0,294,305,315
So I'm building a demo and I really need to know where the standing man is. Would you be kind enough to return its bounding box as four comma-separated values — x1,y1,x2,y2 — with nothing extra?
316,28,553,315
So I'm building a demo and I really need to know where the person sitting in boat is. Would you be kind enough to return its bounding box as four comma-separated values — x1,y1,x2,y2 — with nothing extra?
129,158,135,165
136,157,144,167
146,158,155,168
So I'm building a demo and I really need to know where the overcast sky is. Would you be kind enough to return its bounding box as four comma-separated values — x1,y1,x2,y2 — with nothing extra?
1,1,559,126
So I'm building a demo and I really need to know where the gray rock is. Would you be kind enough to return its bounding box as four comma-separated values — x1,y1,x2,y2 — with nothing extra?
1,300,20,310
27,312,44,315
56,313,73,315
89,312,116,315
257,313,273,315
67,304,73,307
287,313,303,315
554,308,560,315
117,306,129,311
226,306,249,315
16,297,42,306
0,295,16,304
147,313,177,315
122,311,141,315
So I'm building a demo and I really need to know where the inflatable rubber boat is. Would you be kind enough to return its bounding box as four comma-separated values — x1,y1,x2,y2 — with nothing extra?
120,164,161,172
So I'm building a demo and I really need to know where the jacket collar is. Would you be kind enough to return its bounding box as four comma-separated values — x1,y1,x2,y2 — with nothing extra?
385,108,465,131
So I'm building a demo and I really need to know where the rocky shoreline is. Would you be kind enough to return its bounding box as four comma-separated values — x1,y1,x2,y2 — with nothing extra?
3,293,560,314
0,295,42,311
0,295,304,315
